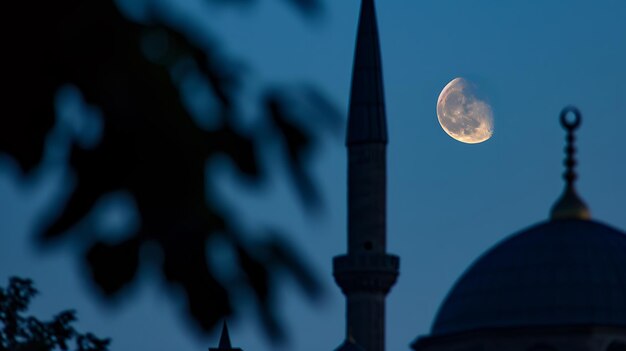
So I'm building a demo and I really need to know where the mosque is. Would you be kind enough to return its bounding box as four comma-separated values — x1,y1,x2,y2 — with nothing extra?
210,0,626,350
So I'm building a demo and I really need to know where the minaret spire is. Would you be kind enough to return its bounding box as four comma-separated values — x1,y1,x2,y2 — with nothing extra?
346,0,387,145
333,1,399,351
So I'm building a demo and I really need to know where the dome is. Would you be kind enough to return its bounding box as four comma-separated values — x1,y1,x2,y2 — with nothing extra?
432,219,626,336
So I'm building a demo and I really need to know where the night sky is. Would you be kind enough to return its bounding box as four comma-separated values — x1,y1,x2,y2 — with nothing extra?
1,1,625,351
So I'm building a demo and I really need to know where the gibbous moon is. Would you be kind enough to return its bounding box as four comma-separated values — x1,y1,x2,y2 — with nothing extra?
436,77,494,144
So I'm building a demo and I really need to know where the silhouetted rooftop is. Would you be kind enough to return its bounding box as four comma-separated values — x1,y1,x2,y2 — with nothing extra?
335,338,366,351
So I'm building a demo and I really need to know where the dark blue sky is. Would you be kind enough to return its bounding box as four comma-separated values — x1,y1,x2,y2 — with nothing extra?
1,0,625,350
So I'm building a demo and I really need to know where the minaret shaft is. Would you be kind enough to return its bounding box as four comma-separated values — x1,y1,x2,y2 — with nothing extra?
347,293,386,351
333,1,399,351
348,144,387,254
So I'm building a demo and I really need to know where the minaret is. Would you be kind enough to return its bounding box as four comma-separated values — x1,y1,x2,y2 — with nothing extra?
333,1,399,351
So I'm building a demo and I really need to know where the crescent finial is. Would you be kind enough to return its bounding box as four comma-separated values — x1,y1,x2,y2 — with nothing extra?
550,106,590,220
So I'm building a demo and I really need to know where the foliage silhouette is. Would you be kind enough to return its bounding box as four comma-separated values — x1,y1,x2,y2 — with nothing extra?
2,0,337,341
0,277,110,351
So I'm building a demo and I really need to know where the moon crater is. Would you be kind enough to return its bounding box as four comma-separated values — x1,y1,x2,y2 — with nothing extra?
437,77,494,144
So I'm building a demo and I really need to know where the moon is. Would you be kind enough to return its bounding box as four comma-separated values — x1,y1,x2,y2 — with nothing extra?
436,77,494,144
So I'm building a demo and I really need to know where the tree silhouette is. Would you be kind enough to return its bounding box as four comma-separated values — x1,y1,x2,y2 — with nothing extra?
2,0,337,340
0,277,110,351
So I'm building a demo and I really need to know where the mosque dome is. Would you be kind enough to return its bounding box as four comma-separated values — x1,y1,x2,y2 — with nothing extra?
431,218,626,336
414,107,626,349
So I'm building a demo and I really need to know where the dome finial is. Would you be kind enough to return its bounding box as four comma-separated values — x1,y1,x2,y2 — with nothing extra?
550,106,590,220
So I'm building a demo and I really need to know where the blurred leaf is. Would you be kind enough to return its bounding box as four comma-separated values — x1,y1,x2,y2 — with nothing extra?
86,240,140,296
265,92,319,208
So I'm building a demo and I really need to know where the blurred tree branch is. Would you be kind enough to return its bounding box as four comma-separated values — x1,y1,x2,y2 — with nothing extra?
2,0,339,341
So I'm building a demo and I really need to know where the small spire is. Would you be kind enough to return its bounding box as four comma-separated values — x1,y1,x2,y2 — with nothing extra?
550,106,591,220
209,321,242,351
219,321,232,349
